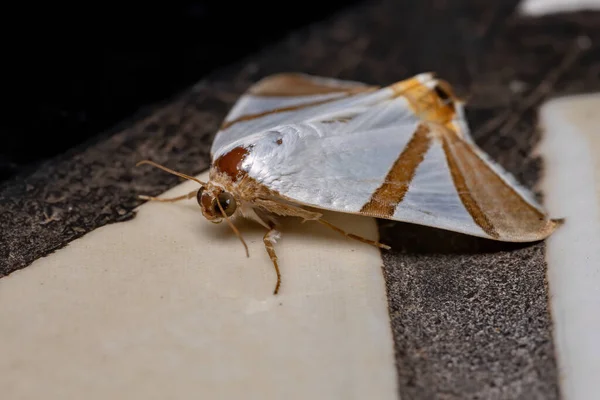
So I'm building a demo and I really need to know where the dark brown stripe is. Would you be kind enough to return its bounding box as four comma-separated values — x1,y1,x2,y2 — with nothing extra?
220,95,352,130
360,124,432,217
441,134,499,239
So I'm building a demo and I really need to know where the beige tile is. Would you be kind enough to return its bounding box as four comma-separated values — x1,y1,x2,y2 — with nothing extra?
538,94,600,400
519,0,600,16
0,172,398,400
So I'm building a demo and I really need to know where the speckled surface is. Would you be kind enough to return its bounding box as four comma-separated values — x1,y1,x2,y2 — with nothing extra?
2,0,600,398
380,223,556,399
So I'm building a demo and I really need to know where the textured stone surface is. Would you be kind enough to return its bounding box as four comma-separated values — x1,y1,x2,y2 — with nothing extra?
380,223,556,399
2,0,600,398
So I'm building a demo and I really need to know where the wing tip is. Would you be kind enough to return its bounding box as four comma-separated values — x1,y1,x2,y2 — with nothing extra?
551,217,566,226
539,216,566,239
488,216,566,243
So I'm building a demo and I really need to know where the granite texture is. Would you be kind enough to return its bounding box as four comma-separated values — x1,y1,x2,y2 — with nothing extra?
2,0,600,398
380,223,557,399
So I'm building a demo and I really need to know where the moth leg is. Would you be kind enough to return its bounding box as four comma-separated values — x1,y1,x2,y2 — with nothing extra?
254,198,389,250
138,190,197,203
253,198,322,221
263,227,282,295
317,218,391,250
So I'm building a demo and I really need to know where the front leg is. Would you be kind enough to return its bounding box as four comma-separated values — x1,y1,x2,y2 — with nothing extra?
263,227,282,295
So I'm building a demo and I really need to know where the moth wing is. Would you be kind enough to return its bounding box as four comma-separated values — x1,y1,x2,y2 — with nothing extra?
219,84,560,242
210,72,383,157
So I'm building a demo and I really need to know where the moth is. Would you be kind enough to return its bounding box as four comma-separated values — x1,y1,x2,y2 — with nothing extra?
137,72,563,294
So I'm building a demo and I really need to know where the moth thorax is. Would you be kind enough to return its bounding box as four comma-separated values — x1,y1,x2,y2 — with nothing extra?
213,146,250,182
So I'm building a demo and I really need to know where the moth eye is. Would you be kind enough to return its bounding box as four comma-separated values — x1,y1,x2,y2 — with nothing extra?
196,187,205,207
213,192,237,217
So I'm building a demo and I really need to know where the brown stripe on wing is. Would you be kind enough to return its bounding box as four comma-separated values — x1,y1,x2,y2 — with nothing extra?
248,73,378,97
220,95,354,130
441,133,499,238
360,123,432,217
441,127,560,242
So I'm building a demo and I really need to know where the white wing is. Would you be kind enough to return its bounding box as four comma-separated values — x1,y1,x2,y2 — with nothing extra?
211,73,384,156
212,73,561,242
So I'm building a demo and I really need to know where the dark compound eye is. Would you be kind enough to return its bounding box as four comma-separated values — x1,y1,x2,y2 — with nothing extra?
212,191,237,217
196,187,205,207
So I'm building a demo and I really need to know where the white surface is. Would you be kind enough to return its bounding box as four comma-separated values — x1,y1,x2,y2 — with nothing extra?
0,172,398,400
538,94,600,400
519,0,600,16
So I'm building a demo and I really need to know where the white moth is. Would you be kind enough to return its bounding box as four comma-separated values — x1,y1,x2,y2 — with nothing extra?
137,72,563,294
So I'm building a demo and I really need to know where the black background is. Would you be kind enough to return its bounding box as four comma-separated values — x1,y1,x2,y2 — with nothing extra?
1,1,357,182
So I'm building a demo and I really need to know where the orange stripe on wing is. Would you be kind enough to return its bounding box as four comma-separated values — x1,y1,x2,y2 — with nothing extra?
360,123,432,217
391,76,457,126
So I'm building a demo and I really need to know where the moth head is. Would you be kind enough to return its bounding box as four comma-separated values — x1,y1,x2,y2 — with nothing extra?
195,184,247,256
196,186,238,223
135,159,249,257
